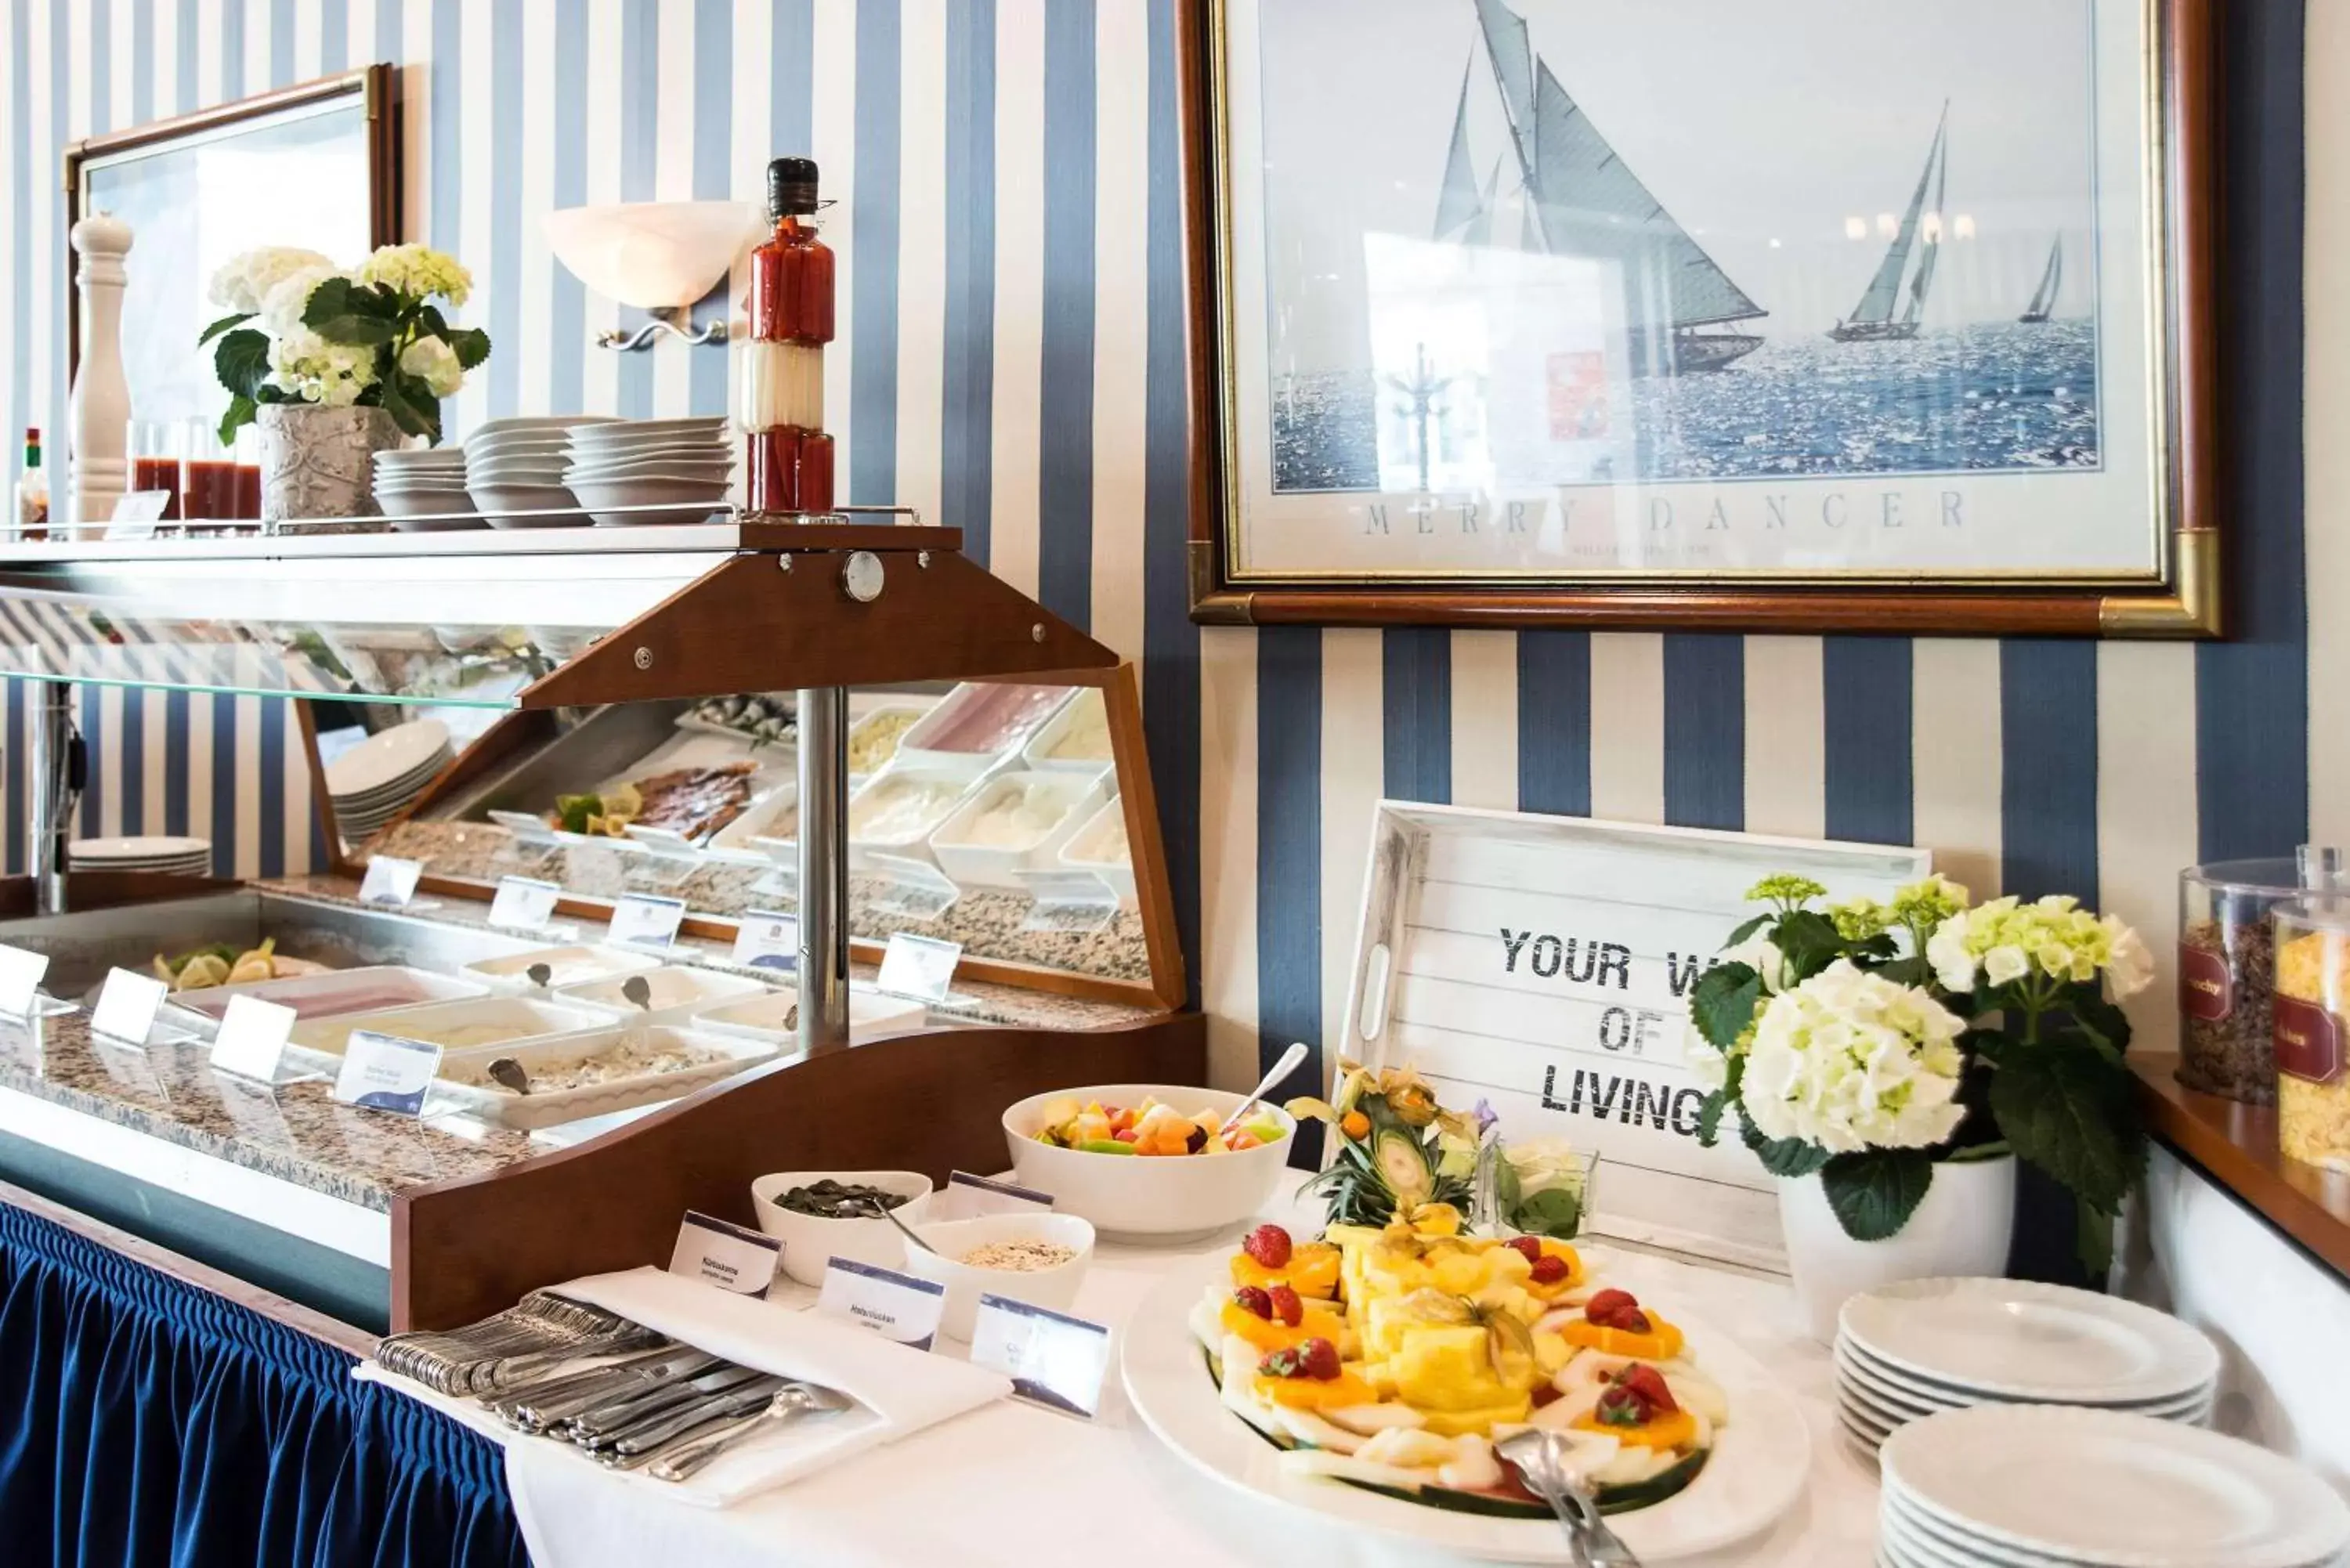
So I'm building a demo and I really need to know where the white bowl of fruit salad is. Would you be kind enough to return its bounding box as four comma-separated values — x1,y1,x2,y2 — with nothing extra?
1001,1083,1293,1242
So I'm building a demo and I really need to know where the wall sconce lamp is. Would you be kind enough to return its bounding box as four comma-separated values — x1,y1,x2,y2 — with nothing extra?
544,200,765,352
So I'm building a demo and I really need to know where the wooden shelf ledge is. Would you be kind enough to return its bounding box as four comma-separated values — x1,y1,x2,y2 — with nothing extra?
2133,1053,2350,1280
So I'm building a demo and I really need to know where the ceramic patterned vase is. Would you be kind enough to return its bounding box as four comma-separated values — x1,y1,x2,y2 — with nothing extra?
1777,1152,2017,1342
256,403,403,522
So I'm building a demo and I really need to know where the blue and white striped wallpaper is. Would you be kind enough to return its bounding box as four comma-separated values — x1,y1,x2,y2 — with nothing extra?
0,2,2325,1099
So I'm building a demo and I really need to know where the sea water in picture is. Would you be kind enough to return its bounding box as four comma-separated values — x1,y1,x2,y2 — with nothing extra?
1221,0,2163,582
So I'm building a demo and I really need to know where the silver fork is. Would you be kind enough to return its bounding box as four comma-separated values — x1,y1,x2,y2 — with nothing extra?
1495,1429,1644,1567
643,1380,855,1483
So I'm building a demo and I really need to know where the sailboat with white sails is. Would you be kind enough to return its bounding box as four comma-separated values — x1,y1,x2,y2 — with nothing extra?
1830,103,1950,345
1434,0,1769,376
2019,237,2063,323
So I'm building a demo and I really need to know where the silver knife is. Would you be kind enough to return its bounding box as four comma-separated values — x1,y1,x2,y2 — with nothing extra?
595,1376,785,1464
508,1350,724,1432
484,1344,690,1420
570,1363,770,1444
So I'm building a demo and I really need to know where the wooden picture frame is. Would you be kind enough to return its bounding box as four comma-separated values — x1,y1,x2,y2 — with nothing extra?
1181,0,2219,636
63,65,401,389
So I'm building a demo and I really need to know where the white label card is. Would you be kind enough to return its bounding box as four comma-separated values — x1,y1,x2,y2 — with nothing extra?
104,490,171,540
730,910,799,974
970,1295,1112,1418
331,1030,443,1117
357,855,425,908
924,1170,1054,1223
209,995,298,1082
609,892,686,950
0,944,50,1017
89,967,168,1045
489,876,563,933
875,932,962,1005
667,1210,784,1299
815,1257,947,1349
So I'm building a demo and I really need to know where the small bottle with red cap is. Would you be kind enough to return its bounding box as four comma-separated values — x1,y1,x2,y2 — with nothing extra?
742,157,835,515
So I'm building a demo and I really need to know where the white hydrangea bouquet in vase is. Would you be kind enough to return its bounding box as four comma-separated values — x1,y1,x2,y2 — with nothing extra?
201,244,489,519
1685,873,2153,1339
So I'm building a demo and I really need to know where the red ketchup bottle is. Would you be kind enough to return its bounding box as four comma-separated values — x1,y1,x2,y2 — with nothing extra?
743,157,835,514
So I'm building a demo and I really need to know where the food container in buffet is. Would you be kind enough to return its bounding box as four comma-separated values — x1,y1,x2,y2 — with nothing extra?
288,994,621,1060
2178,858,2302,1103
900,1211,1096,1341
929,770,1107,889
1058,795,1137,910
162,965,491,1035
750,1170,934,1288
551,963,770,1021
846,766,981,870
461,944,663,995
704,782,798,865
690,985,931,1047
1021,687,1115,775
845,704,928,787
2276,849,2350,1170
892,682,1076,781
1000,1083,1296,1241
431,1023,779,1130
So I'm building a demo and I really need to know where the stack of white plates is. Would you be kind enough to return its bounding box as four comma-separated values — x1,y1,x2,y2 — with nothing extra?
325,719,454,841
465,416,617,527
563,416,732,526
70,835,213,876
372,446,481,531
1837,1277,2220,1457
1878,1405,2350,1568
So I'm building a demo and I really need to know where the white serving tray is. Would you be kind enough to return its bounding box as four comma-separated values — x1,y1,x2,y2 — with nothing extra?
1340,800,1930,1273
894,681,1076,781
461,944,663,995
287,992,620,1060
929,770,1107,889
689,985,930,1048
845,764,987,872
1058,794,1138,910
432,1023,779,1129
551,963,770,1022
162,964,490,1037
1021,687,1115,775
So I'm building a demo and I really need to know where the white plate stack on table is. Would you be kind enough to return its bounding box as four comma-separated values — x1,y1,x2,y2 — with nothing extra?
1835,1277,2221,1456
371,446,479,530
465,415,616,527
562,415,732,526
326,718,454,844
70,834,213,876
1877,1405,2350,1568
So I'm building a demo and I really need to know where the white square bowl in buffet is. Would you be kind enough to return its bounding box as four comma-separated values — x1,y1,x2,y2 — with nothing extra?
845,766,983,872
1020,687,1117,776
162,964,491,1037
461,944,665,995
430,1023,781,1130
287,993,623,1061
689,985,931,1049
550,963,771,1022
891,682,1077,781
705,782,798,865
844,703,931,787
1057,794,1139,910
929,770,1107,889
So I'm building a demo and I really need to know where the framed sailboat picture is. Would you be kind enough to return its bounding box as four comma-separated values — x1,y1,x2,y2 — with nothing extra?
1182,0,2221,635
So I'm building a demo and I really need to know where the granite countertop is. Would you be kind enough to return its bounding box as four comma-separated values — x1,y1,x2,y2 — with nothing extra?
0,878,1167,1214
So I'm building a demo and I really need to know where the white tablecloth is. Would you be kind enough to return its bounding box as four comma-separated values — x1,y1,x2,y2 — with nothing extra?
392,1219,1882,1568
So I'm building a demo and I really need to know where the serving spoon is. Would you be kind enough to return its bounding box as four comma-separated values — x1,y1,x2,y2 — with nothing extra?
855,1194,938,1255
486,1057,532,1096
1217,1039,1311,1141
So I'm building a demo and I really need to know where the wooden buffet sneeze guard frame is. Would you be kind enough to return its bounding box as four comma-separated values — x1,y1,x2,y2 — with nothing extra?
1175,0,2222,638
2133,1053,2350,1282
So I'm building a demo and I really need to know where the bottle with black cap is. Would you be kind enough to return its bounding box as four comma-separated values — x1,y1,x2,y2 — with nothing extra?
743,156,836,513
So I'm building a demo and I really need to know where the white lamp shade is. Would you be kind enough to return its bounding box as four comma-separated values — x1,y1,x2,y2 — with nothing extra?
543,200,764,311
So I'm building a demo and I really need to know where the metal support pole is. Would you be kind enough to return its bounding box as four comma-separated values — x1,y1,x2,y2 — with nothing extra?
794,685,851,1056
29,682,76,916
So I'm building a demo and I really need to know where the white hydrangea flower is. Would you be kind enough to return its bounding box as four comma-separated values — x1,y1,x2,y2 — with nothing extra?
258,264,342,342
1925,895,2153,1001
1683,1026,1729,1091
1739,960,1967,1154
207,246,336,315
1719,931,1792,993
357,243,473,305
2103,918,2154,1000
267,324,378,406
398,335,465,397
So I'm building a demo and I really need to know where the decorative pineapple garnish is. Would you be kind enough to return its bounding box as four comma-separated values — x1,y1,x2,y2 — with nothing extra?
1290,1062,1480,1229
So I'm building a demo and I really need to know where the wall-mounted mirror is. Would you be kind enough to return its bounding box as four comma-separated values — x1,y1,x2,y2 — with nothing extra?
65,66,400,432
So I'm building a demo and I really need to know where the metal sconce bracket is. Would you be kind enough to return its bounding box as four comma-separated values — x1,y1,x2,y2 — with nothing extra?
597,306,728,352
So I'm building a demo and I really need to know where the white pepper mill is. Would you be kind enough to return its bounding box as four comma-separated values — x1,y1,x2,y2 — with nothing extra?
68,209,133,536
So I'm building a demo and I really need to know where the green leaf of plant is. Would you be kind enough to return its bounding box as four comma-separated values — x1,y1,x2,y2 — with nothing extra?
1724,912,1770,948
1741,1117,1831,1177
418,304,450,338
1690,963,1762,1049
302,276,403,345
447,326,492,370
1989,1041,2144,1216
1694,1088,1730,1147
1772,910,1846,980
1821,1148,1936,1241
1515,1186,1582,1240
2066,988,2135,1061
2075,1191,2117,1278
378,372,439,442
197,310,253,347
212,328,274,401
215,392,258,449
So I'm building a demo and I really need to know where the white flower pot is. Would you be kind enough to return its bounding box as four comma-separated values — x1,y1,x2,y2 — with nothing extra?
257,403,404,522
1777,1153,2016,1342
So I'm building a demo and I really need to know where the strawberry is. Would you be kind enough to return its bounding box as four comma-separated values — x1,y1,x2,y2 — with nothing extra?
1529,1254,1569,1285
1232,1285,1274,1320
1585,1288,1651,1331
1268,1283,1304,1327
1506,1236,1545,1265
1242,1223,1293,1270
1297,1337,1342,1381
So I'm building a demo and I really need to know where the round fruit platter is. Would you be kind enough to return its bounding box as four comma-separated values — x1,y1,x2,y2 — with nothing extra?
1119,1216,1813,1563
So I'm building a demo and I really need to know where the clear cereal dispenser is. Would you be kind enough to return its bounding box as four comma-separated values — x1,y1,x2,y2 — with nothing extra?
2275,846,2350,1170
2176,858,2301,1104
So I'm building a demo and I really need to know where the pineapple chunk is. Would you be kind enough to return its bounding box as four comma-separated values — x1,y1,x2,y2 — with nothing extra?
1391,1325,1513,1413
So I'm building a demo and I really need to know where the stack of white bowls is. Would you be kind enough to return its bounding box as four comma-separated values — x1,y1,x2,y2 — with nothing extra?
1878,1405,2350,1568
325,719,454,842
372,447,479,529
465,416,617,527
1836,1277,2220,1458
70,835,214,876
564,417,733,526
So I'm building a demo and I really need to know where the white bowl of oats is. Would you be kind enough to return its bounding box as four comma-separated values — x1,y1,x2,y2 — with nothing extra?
899,1212,1095,1342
